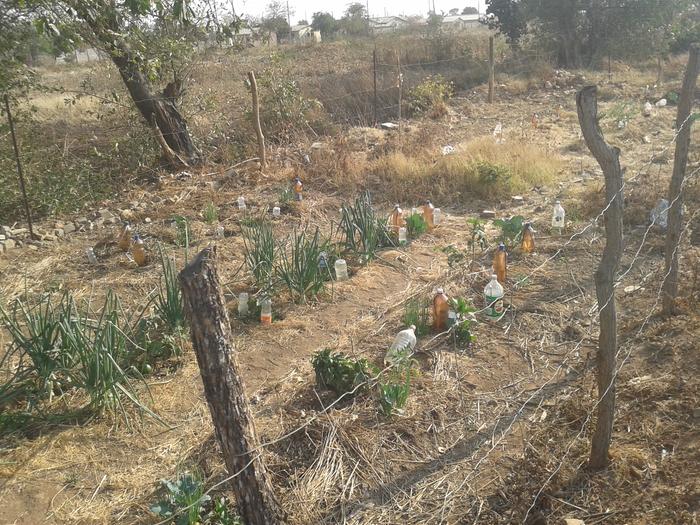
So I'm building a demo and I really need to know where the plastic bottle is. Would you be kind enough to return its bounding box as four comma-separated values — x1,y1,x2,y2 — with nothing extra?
521,223,535,253
132,235,148,267
293,177,303,201
117,224,132,252
272,206,281,218
334,258,349,281
531,113,539,129
215,225,225,238
423,200,435,229
390,204,403,232
484,274,505,321
237,196,246,211
411,207,419,216
86,247,98,264
448,309,457,327
260,297,272,325
238,293,249,317
318,251,329,272
432,288,450,333
552,200,565,230
385,325,417,366
398,227,408,245
433,208,442,226
493,242,507,284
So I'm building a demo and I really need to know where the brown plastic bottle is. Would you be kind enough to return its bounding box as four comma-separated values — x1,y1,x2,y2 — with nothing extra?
117,224,132,252
432,287,450,333
493,243,507,284
293,177,303,201
390,204,404,233
423,200,435,230
132,235,148,267
521,223,535,253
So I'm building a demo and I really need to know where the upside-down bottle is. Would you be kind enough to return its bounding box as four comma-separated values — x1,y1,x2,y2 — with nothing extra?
432,288,449,333
293,177,303,201
521,223,535,253
385,325,417,366
132,235,148,267
117,224,132,252
493,242,507,284
334,259,349,281
552,200,565,231
238,293,249,317
423,200,435,230
390,204,404,233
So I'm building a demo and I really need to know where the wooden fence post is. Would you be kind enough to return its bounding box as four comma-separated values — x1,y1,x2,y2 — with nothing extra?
488,35,495,103
396,50,402,128
248,71,266,169
373,48,378,126
179,247,285,525
3,94,35,240
577,86,624,471
662,44,700,315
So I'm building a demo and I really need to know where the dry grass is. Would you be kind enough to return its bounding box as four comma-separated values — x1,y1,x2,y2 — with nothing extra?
370,136,562,204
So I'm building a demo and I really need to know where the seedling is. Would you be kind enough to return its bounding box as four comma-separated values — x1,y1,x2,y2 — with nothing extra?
493,215,525,250
312,349,376,396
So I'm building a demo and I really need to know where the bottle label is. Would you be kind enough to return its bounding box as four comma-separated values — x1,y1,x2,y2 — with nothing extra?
485,294,504,319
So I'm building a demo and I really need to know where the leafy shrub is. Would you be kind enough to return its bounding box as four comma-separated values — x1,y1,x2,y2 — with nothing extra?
150,472,210,525
339,193,394,262
275,227,327,302
407,75,454,118
202,202,219,224
312,349,376,396
242,220,276,291
449,297,477,350
405,213,428,240
493,215,525,249
476,161,512,190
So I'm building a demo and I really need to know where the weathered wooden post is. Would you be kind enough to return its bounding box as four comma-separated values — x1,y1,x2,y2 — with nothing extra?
662,43,700,315
488,35,495,104
373,48,378,125
577,86,624,470
179,247,285,524
248,71,267,169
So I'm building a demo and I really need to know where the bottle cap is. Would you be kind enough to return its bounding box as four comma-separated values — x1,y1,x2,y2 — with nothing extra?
498,242,506,251
436,287,444,294
555,200,561,204
409,324,416,331
491,274,498,280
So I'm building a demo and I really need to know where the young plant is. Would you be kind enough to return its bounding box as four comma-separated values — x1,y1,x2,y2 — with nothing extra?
241,220,276,290
311,349,375,397
378,367,411,416
449,297,477,350
401,298,431,336
493,215,525,250
202,202,219,224
172,215,191,248
154,246,186,333
339,192,394,263
467,218,488,259
150,472,210,525
405,213,428,240
275,227,326,302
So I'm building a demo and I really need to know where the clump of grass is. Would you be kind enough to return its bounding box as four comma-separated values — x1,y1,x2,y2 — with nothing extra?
275,227,327,303
154,246,186,333
242,220,276,290
202,202,219,224
378,367,411,416
339,192,394,262
402,298,430,336
405,213,428,240
312,349,376,397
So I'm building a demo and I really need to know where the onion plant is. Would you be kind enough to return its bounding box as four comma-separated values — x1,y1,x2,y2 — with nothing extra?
154,246,186,333
339,192,394,263
242,219,276,291
275,226,326,302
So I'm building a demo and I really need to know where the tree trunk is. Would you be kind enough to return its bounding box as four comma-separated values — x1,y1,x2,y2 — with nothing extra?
179,247,286,525
662,44,700,316
577,85,624,471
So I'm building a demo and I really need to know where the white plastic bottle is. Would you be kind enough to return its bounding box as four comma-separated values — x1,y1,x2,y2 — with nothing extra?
260,297,272,325
215,225,225,238
272,206,281,218
86,247,98,264
433,208,442,226
398,227,408,245
238,292,249,317
484,274,505,321
334,258,349,281
552,200,565,230
237,196,246,211
385,325,417,366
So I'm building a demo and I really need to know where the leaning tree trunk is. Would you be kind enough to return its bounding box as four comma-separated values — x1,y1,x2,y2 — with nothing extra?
577,85,624,471
662,44,700,315
179,247,286,525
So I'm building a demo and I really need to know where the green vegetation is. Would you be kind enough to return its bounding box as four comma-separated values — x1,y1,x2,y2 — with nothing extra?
339,193,394,262
275,227,327,302
493,215,525,250
202,202,219,224
407,75,454,118
242,220,276,290
405,213,428,240
311,349,375,397
154,247,187,333
378,367,411,416
402,298,431,336
449,297,477,350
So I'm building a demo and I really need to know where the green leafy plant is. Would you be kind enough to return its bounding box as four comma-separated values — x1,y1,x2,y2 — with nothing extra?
441,245,468,269
493,215,525,249
172,215,191,248
150,472,210,525
476,161,512,190
207,497,242,525
242,220,276,290
339,192,394,262
405,213,428,240
449,297,477,349
402,298,431,336
154,246,186,333
275,227,326,302
311,349,376,396
202,202,219,224
467,218,488,258
277,184,294,208
407,75,454,117
378,367,411,416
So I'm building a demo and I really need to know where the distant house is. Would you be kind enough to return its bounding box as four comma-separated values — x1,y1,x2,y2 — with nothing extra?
369,16,409,33
441,14,481,30
290,24,321,42
56,47,105,64
228,26,277,47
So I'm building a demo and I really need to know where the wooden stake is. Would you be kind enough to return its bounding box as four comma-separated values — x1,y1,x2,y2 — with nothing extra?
663,44,700,315
179,247,285,525
248,71,266,169
396,50,402,129
373,48,378,126
577,85,624,471
3,94,35,240
488,36,495,104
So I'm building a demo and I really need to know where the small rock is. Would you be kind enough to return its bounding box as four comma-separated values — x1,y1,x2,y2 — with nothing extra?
511,196,524,205
106,217,120,225
481,210,497,219
75,217,88,225
544,80,553,89
0,235,4,241
4,239,16,250
98,209,115,220
380,122,398,130
54,229,65,237
1,225,11,235
41,234,57,242
643,101,653,116
144,217,152,224
120,209,136,221
63,223,76,234
643,135,652,144
27,244,38,251
54,221,65,229
624,285,643,295
0,243,5,253
563,519,585,525
11,228,28,236
655,98,667,107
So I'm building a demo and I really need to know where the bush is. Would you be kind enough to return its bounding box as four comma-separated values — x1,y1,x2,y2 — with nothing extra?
407,75,454,118
242,220,276,291
378,368,411,416
275,227,328,302
312,349,376,397
339,192,394,262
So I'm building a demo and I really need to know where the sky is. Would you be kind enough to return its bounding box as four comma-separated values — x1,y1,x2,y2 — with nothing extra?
239,0,483,23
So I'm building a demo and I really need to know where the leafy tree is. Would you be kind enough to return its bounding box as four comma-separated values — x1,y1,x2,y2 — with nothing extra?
342,3,369,36
485,0,527,47
261,1,292,40
311,12,339,37
427,12,444,33
449,8,460,15
462,6,479,14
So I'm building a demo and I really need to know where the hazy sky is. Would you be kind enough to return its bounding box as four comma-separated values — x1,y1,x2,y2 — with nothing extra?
240,0,483,23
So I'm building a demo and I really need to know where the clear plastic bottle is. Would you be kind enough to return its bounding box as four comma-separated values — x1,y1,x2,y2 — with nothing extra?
117,224,132,252
318,251,328,272
432,288,449,333
238,292,249,317
398,227,408,245
272,206,281,218
86,247,98,264
433,208,442,226
521,223,535,253
390,204,403,233
132,235,148,267
385,325,417,366
237,196,246,211
334,258,349,281
423,200,435,229
260,297,272,325
493,242,507,284
215,225,225,238
552,200,565,230
484,274,505,321
293,177,303,201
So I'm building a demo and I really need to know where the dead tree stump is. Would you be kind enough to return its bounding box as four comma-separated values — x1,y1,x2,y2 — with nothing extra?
577,86,624,470
179,247,285,524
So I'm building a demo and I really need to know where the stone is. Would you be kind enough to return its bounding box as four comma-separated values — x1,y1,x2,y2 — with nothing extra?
1,225,11,235
63,223,76,234
94,218,105,228
54,229,64,237
27,244,38,251
41,234,57,242
4,239,16,250
11,228,28,236
54,221,65,229
0,234,4,241
481,210,497,219
106,217,120,225
0,243,5,253
563,519,585,525
120,209,136,221
75,216,88,225
544,80,554,89
98,208,115,220
511,196,524,205
144,217,152,224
